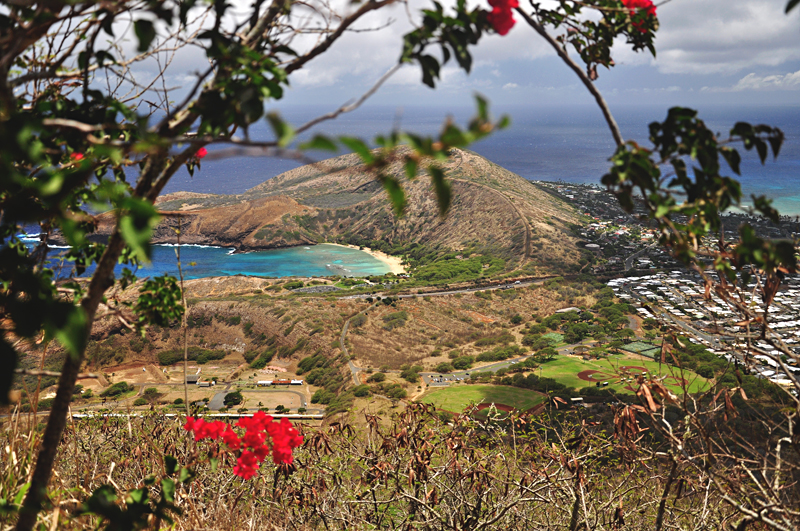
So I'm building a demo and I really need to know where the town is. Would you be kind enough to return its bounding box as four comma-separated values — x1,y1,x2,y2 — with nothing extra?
542,180,800,393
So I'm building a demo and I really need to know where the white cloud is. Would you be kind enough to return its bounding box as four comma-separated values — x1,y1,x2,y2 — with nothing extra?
732,70,800,90
642,0,800,75
502,82,519,90
700,69,800,92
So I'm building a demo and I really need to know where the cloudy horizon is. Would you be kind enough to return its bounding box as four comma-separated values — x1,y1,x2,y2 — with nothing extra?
261,0,800,110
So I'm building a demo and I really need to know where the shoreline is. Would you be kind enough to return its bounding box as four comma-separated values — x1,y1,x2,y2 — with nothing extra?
326,243,406,275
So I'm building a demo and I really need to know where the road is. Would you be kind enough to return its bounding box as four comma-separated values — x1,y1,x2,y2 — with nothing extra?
208,383,233,410
338,279,546,301
624,245,655,271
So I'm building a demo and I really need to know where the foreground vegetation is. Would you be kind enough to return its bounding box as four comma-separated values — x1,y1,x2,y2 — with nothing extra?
2,402,786,530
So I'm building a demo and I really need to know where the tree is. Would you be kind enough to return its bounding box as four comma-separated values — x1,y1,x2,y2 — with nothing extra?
223,391,243,407
434,362,453,373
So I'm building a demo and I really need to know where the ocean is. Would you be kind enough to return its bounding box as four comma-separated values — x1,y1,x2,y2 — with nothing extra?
39,243,393,280
163,104,800,216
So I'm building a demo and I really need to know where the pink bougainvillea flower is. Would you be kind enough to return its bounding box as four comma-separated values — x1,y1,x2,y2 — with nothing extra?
486,0,518,36
621,0,656,32
70,152,84,161
196,147,208,159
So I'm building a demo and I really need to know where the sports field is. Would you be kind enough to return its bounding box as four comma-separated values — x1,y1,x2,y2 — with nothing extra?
420,385,546,413
543,332,565,344
620,341,661,356
536,355,709,394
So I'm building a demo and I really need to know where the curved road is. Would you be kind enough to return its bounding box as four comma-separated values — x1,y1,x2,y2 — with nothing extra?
339,278,547,301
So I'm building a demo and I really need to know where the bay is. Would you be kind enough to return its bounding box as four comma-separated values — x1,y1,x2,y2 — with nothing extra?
43,243,392,280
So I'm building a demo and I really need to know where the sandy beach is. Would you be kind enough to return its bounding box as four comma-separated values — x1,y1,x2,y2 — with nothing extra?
327,243,406,275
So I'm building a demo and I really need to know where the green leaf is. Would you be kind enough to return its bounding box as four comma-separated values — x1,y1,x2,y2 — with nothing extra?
126,487,148,506
161,478,176,503
134,20,157,52
12,483,29,507
340,137,374,164
47,305,88,361
118,197,160,264
475,94,488,122
80,485,119,517
266,112,295,148
378,175,406,216
164,455,179,475
404,158,419,180
428,166,451,216
0,340,17,405
719,147,741,175
178,467,195,484
299,134,337,152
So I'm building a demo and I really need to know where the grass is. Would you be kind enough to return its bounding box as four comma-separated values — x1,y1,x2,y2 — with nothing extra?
419,385,546,413
535,354,710,395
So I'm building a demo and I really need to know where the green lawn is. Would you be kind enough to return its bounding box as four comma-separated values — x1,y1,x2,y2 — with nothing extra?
420,385,545,413
536,355,710,395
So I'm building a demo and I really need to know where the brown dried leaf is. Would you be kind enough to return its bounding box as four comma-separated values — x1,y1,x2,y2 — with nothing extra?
637,384,658,412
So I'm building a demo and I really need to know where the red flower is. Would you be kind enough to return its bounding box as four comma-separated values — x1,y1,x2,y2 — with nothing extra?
233,450,260,480
621,0,656,33
196,147,208,159
221,426,241,450
184,413,303,479
70,153,84,161
486,0,518,36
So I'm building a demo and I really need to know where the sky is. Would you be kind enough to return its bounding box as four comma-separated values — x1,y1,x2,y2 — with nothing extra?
258,0,800,110
121,0,800,115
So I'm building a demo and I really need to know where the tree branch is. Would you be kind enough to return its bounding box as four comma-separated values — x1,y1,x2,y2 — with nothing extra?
515,7,623,148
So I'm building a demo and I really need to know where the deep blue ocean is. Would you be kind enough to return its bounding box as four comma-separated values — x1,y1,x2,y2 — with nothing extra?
164,104,800,216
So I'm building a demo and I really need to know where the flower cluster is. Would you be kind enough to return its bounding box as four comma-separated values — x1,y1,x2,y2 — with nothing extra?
486,0,518,36
621,0,657,33
196,147,208,159
184,412,303,480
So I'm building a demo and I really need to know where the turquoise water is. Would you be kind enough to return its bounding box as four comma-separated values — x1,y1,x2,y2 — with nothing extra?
46,243,392,279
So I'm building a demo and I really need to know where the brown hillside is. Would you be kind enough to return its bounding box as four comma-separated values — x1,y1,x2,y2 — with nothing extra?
151,195,316,249
152,147,582,274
